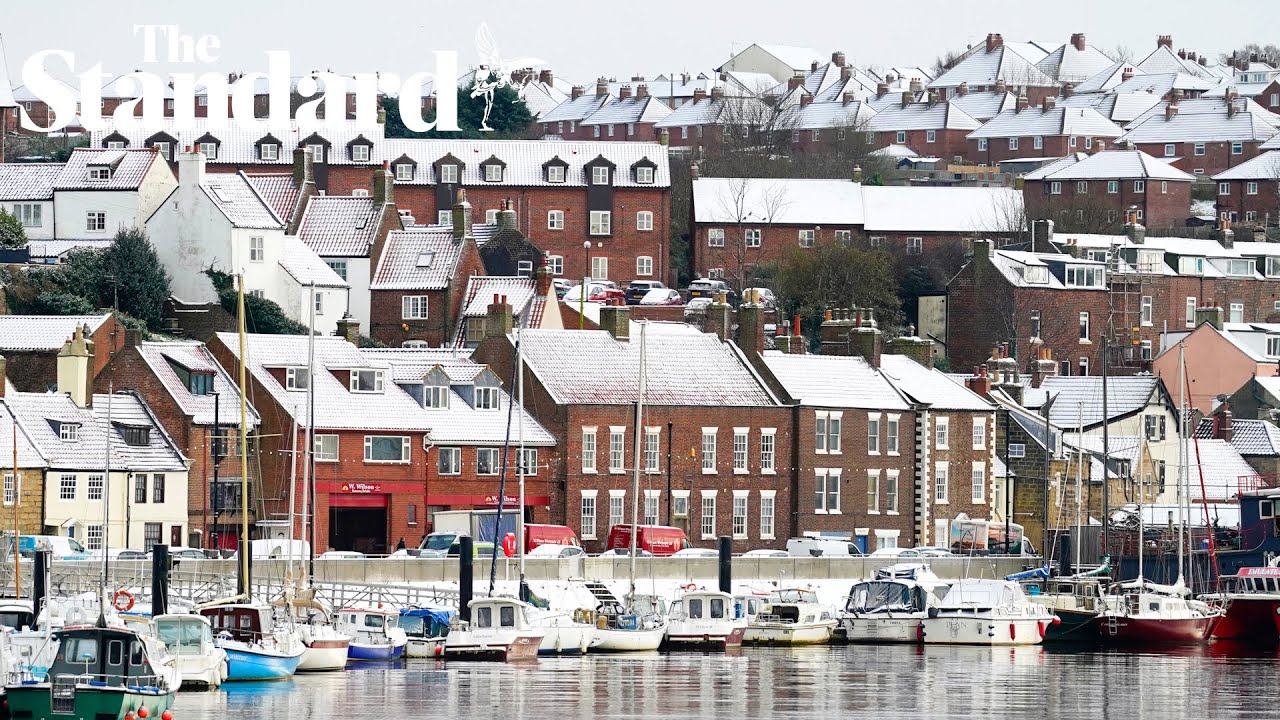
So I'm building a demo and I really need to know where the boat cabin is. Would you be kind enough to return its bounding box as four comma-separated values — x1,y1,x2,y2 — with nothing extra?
467,598,532,631
670,591,738,622
48,627,167,688
938,581,1024,612
0,601,36,630
845,581,933,614
154,615,215,657
399,608,452,639
1218,567,1280,595
338,608,399,642
733,594,767,622
761,589,826,624
199,605,276,644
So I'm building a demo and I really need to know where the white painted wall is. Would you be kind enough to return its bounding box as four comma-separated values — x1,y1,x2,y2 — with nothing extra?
7,201,54,240
146,181,231,304
720,46,802,84
43,469,189,549
343,257,371,330
55,190,144,239
278,272,348,336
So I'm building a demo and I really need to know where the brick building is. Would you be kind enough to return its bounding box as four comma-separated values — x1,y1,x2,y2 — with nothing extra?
0,314,124,393
473,304,793,552
966,99,1124,165
864,95,981,162
101,331,261,550
577,85,672,142
1115,94,1279,176
538,83,613,138
1023,150,1195,231
927,34,1063,106
209,331,555,553
1212,148,1280,225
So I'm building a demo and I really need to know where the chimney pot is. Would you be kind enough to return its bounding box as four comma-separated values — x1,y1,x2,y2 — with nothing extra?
957,81,969,96
619,84,632,100
832,51,846,66
876,82,889,98
571,85,584,99
1071,33,1087,52
1157,35,1173,49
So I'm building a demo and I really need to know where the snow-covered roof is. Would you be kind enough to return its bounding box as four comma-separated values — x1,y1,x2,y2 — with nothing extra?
203,171,282,230
296,195,380,257
370,227,463,291
1036,40,1116,84
1056,93,1163,124
0,164,60,200
539,93,612,123
1195,417,1280,456
865,101,981,132
1110,71,1216,97
1040,376,1164,428
53,148,164,191
580,95,671,126
879,354,992,411
967,106,1124,139
381,139,670,188
1118,105,1279,144
860,186,1023,233
134,341,260,428
1212,150,1280,180
762,352,909,410
929,43,1058,89
278,236,348,288
243,174,300,222
6,391,187,472
1023,150,1193,181
1072,60,1138,94
0,314,111,353
948,91,1017,122
654,96,771,129
1136,45,1219,81
750,44,821,72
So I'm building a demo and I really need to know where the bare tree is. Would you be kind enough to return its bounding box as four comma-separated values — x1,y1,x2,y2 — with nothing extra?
1219,43,1280,68
1112,45,1135,64
931,49,965,80
710,177,790,292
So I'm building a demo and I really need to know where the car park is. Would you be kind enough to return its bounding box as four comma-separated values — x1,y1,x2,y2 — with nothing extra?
639,288,682,306
625,280,666,304
552,279,572,299
687,278,734,302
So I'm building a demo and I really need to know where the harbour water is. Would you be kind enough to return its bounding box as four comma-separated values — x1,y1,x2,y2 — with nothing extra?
173,644,1280,719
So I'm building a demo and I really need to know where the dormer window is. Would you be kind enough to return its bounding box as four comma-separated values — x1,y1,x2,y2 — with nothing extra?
260,144,279,161
352,145,370,162
308,144,324,163
440,164,459,184
395,164,414,181
154,142,170,159
484,164,503,182
425,383,449,409
350,369,385,393
1265,257,1280,278
591,166,610,185
286,367,309,390
189,372,214,396
474,386,500,410
118,425,150,447
1226,259,1253,277
636,166,654,184
1178,257,1204,275
1064,265,1104,288
1022,266,1049,284
57,422,80,442
1268,334,1280,359
88,167,111,182
1136,249,1164,273
198,141,217,159
106,141,125,150
547,165,565,183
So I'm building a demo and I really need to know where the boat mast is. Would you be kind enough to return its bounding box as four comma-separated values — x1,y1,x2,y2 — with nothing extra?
516,325,527,601
1075,402,1083,571
286,414,298,577
11,408,19,602
237,273,251,598
306,281,317,583
1176,343,1186,587
628,321,646,605
98,384,113,627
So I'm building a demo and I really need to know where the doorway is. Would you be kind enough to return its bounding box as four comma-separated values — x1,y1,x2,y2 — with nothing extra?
329,506,388,554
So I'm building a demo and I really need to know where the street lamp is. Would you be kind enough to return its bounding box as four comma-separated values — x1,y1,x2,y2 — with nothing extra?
580,240,592,330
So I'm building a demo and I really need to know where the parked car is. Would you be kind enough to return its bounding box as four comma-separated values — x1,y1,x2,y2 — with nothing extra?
671,548,720,558
914,546,955,557
526,544,587,558
563,282,625,305
319,550,366,560
8,535,89,560
639,288,682,306
869,548,922,558
684,297,713,316
786,537,863,557
625,280,666,304
597,548,654,558
87,548,148,562
552,279,572,299
741,549,789,558
686,278,732,301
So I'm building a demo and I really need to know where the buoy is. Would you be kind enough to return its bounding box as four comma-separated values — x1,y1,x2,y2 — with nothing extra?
112,590,135,613
125,712,135,720
162,711,174,720
916,623,926,642
1038,621,1046,639
1051,616,1062,625
139,708,150,719
683,583,697,592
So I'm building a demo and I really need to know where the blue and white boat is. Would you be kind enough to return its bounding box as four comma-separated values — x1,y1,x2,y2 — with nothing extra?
337,608,407,661
399,608,452,658
199,603,305,680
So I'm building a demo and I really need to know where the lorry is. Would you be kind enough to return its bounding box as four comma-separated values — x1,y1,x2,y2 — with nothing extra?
417,510,518,557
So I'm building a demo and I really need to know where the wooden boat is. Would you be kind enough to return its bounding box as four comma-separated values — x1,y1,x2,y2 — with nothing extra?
444,597,544,661
6,624,178,719
743,589,836,646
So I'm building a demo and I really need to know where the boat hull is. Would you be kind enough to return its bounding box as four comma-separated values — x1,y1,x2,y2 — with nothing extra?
223,645,304,680
1208,598,1280,644
1098,615,1211,645
591,625,666,652
538,624,595,655
920,616,1049,646
444,634,542,662
840,616,926,643
174,654,228,688
348,641,405,661
298,639,350,671
743,622,835,646
663,626,746,651
1043,608,1099,643
7,682,174,720
405,637,447,658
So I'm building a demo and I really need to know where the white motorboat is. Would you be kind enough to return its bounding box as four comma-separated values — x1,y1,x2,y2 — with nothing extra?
282,594,352,671
664,589,746,651
840,564,948,643
154,614,228,688
743,589,837,645
920,579,1057,646
444,597,545,661
531,609,596,655
337,607,408,661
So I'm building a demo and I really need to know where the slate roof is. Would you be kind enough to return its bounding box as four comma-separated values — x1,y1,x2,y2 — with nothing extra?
243,174,300,223
6,392,187,471
203,172,283,230
1024,150,1194,181
381,139,670,188
654,96,772,129
0,315,111,352
1039,376,1163,428
1073,61,1138,94
987,249,1109,290
1036,42,1116,84
929,44,1058,89
948,91,1018,122
279,236,348,288
359,348,475,381
1136,46,1219,80
87,119,310,167
865,102,981,132
1195,417,1280,456
134,342,260,428
1110,71,1216,97
1212,150,1280,180
0,164,60,200
761,352,910,410
750,44,821,72
0,402,48,467
1181,438,1256,500
296,196,380,257
580,95,672,125
1118,102,1280,144
783,100,873,130
370,228,463,291
967,106,1124,139
27,239,114,261
1127,97,1280,128
539,94,612,123
452,276,540,347
518,79,569,117
53,148,162,191
518,325,778,407
1056,93,1163,124
879,355,991,411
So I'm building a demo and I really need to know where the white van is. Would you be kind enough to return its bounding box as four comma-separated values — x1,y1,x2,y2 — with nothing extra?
10,535,89,560
786,537,863,558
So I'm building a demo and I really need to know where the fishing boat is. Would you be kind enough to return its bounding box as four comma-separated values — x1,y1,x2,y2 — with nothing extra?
663,588,747,651
337,608,408,661
840,564,948,643
743,589,837,646
1204,566,1280,644
6,624,178,719
919,579,1057,645
199,603,306,680
153,614,227,688
444,596,545,661
399,608,452,658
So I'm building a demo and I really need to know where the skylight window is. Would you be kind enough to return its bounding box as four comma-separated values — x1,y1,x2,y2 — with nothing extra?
355,217,368,230
416,252,435,268
210,186,232,203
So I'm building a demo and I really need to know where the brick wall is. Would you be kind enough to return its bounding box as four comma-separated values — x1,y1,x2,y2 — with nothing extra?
368,236,484,347
876,129,972,162
1216,179,1280,224
1024,178,1193,230
969,134,1073,166
1133,140,1266,177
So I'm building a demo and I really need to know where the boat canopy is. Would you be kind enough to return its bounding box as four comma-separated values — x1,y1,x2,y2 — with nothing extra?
846,581,926,613
1005,566,1050,582
769,589,819,604
938,580,1022,609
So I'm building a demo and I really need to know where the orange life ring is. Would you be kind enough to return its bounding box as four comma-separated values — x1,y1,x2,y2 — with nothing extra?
112,590,135,612
683,583,697,592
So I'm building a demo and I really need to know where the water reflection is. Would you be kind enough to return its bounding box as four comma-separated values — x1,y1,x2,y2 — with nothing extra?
174,645,1280,720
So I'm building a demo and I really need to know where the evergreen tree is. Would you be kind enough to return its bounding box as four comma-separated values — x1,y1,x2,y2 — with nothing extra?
102,228,171,330
382,75,534,139
0,209,27,249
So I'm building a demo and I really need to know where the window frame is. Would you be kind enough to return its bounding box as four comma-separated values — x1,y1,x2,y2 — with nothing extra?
589,210,612,236
364,435,412,464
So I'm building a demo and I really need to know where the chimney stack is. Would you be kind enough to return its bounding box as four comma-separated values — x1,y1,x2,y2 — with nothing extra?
1071,33,1086,52
373,160,393,206
571,85,584,100
885,325,935,369
788,75,803,91
535,255,553,297
452,188,473,245
1016,95,1029,112
292,146,313,188
849,308,883,368
1121,66,1135,82
709,86,724,102
832,51,847,67
901,91,912,108
599,304,631,340
690,162,699,180
736,301,766,356
958,81,969,96
1214,404,1235,442
618,84,633,100
179,145,207,186
57,324,95,408
335,314,361,346
995,79,1007,94
1124,207,1146,243
965,365,992,398
927,90,939,106
1042,96,1057,112
909,77,923,94
485,295,514,339
1063,83,1074,98
800,94,813,107
538,69,553,86
1165,100,1179,120
876,82,889,99
811,60,819,72
840,66,852,81
692,87,707,102
1030,347,1058,389
1195,304,1224,330
636,84,649,98
1157,35,1173,49
595,78,609,97
986,33,1004,52
497,198,517,230
702,292,735,342
843,92,855,106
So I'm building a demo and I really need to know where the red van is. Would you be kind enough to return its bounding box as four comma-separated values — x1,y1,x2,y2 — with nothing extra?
524,524,580,552
605,525,690,557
